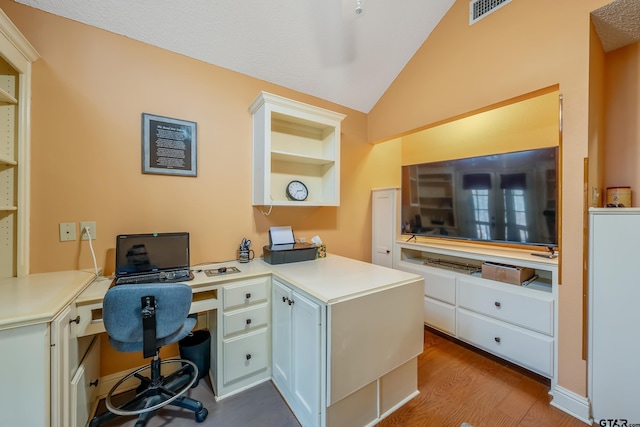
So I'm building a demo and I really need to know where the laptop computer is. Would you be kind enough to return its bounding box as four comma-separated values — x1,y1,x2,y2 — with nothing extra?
113,232,193,285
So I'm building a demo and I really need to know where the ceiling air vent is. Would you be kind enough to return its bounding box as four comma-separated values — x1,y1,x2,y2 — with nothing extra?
469,0,512,25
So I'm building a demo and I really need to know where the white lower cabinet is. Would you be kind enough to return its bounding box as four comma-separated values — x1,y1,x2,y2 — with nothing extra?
456,276,554,377
458,309,553,377
214,276,271,399
272,278,322,427
52,303,102,427
589,209,640,422
396,242,557,382
0,322,49,427
70,336,100,427
51,303,80,427
397,263,456,335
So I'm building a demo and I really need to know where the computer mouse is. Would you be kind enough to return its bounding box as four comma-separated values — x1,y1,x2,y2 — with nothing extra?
218,267,227,274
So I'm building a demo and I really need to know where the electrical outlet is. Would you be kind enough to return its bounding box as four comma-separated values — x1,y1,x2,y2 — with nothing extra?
59,222,76,241
80,221,96,240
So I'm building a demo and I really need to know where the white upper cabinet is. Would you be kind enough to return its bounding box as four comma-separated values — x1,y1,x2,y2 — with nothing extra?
249,91,345,207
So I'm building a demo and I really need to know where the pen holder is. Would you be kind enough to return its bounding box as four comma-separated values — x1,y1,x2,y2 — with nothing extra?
316,244,326,258
238,249,254,263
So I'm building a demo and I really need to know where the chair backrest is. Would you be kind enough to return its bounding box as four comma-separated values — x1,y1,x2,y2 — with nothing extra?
103,283,193,351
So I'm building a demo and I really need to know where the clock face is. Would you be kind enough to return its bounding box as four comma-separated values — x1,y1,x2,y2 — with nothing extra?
286,180,308,201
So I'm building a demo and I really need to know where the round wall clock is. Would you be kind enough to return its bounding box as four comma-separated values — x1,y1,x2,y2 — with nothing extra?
286,180,308,201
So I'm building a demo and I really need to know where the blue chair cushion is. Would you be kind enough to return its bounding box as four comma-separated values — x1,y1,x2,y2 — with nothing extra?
103,283,196,353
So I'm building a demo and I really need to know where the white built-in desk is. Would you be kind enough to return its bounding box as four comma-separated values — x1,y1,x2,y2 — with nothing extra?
0,255,423,427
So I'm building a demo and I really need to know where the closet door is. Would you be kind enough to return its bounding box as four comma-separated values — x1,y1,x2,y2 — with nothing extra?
372,188,398,268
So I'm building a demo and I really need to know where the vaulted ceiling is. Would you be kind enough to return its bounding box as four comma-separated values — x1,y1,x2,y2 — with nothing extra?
14,0,639,113
15,0,456,113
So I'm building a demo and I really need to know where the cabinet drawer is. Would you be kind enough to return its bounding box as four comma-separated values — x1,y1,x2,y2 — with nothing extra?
397,262,455,304
424,296,455,336
223,303,269,337
70,337,100,427
223,277,269,310
458,309,553,377
458,277,553,336
223,329,269,385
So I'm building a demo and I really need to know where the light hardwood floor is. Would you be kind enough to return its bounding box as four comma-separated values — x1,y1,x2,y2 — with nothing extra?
94,327,590,427
377,328,590,427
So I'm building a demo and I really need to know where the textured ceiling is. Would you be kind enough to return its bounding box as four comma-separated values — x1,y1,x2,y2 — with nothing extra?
15,0,455,113
592,0,640,52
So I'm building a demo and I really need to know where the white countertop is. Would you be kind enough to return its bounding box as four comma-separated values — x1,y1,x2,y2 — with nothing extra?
0,270,97,330
4,254,422,330
268,254,421,304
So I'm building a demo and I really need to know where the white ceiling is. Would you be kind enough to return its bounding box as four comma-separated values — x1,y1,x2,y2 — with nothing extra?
591,0,640,52
16,0,456,113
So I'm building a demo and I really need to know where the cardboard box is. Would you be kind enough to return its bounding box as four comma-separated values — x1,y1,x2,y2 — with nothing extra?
481,262,534,286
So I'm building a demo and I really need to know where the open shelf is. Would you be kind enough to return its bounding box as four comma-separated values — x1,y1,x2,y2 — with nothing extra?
250,92,345,207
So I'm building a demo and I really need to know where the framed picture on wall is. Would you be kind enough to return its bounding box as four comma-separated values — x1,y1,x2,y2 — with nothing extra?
142,113,197,177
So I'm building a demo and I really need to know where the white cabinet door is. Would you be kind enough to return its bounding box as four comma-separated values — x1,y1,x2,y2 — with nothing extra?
0,323,48,427
51,304,79,427
70,337,100,427
291,291,321,427
272,280,292,390
372,188,397,268
272,279,322,427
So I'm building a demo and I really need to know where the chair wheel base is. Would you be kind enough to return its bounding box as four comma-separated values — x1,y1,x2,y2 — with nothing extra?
195,407,208,422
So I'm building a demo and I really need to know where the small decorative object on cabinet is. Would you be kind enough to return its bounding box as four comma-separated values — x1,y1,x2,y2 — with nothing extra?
0,11,39,277
249,91,345,207
286,179,309,201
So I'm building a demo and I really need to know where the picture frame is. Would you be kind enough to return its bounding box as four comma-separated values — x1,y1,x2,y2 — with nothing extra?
141,113,197,176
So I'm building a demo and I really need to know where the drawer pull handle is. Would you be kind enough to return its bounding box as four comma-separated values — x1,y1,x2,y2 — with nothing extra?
246,354,252,360
288,298,294,306
69,315,80,325
246,318,252,325
246,292,251,299
494,301,501,308
89,379,99,387
494,337,501,343
282,296,287,303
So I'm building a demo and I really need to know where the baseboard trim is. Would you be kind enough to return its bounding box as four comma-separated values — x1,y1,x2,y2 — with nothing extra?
550,385,591,425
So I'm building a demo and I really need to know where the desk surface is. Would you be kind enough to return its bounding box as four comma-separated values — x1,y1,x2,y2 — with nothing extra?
2,255,421,330
0,270,97,329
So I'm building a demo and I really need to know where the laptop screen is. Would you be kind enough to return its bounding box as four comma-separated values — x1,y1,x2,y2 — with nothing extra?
115,232,190,277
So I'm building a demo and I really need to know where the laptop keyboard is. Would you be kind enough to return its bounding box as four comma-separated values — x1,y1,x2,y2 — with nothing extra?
115,270,193,285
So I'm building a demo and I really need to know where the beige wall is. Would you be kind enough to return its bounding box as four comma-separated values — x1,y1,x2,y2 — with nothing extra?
2,0,629,397
604,41,640,200
369,0,616,397
0,0,395,278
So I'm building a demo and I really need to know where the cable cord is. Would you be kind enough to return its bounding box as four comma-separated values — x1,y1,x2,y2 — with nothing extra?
84,226,99,277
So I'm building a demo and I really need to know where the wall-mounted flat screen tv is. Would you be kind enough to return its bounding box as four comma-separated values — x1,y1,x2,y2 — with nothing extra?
401,147,557,247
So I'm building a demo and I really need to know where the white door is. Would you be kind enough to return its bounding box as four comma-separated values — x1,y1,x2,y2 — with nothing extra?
291,291,321,427
271,280,292,391
372,188,397,268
